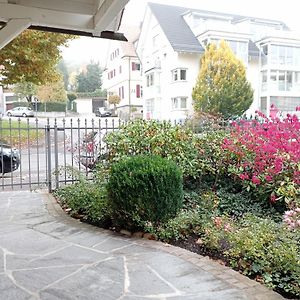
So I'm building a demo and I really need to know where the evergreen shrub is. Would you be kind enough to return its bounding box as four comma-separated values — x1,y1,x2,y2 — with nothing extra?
107,155,183,230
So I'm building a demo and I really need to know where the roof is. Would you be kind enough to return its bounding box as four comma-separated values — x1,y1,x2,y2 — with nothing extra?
119,25,140,57
0,0,129,49
148,2,204,53
147,2,289,56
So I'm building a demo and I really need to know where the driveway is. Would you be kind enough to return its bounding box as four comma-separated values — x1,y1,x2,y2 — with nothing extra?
0,191,283,300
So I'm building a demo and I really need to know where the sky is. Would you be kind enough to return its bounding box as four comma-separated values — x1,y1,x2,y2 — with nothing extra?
62,0,300,67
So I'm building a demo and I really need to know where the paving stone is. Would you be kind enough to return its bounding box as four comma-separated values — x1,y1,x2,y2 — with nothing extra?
0,191,285,300
0,274,32,300
126,260,174,296
0,228,67,256
12,266,80,292
65,230,111,248
40,257,124,300
142,252,230,294
24,245,110,269
93,237,133,252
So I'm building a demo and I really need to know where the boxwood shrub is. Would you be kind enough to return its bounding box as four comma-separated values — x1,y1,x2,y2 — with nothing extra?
107,155,183,230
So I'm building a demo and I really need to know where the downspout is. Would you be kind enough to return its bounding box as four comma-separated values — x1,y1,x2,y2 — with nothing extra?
128,57,131,120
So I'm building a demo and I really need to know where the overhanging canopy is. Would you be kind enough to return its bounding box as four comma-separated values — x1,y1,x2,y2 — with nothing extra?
0,0,129,49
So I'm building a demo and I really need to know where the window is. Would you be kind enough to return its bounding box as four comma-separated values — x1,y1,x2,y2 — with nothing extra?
119,66,122,74
118,86,124,99
278,71,285,91
268,70,300,92
172,69,187,82
111,49,119,60
261,45,268,66
286,71,293,91
260,97,267,114
171,97,188,109
228,40,248,64
146,73,154,87
269,45,300,66
271,96,300,112
132,62,141,71
145,99,155,116
261,71,267,91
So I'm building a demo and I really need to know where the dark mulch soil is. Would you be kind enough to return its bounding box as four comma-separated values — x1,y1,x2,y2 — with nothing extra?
170,234,228,264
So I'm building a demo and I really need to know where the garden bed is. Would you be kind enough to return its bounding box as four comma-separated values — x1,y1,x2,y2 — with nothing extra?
54,116,300,299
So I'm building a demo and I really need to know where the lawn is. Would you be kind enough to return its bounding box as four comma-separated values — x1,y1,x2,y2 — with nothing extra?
0,119,44,147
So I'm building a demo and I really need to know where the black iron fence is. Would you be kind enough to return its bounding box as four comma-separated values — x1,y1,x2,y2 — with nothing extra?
0,117,124,192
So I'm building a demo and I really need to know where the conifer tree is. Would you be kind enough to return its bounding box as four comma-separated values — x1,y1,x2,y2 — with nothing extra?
192,40,253,119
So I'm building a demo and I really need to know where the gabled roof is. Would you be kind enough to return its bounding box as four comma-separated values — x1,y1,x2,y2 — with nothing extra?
148,2,204,53
147,2,289,57
119,26,140,57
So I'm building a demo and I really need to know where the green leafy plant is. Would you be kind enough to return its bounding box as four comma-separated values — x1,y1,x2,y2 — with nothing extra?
203,214,300,297
104,119,200,179
107,155,183,230
54,179,110,226
150,210,209,242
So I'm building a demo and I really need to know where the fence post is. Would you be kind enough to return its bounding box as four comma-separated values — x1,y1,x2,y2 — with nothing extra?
54,123,59,190
46,125,52,193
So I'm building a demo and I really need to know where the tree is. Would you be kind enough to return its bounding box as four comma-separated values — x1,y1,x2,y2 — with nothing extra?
108,94,121,112
0,30,75,85
76,72,89,93
57,60,69,90
76,62,102,93
192,40,253,119
37,79,67,102
13,81,38,103
86,63,102,92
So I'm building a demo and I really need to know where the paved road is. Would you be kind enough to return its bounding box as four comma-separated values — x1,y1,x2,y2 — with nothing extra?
1,116,118,189
0,191,283,300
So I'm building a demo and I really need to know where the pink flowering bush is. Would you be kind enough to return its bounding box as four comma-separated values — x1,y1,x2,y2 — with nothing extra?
222,111,300,208
283,208,300,230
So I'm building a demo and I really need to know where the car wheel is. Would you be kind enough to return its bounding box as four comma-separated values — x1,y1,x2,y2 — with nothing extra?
22,113,27,118
7,112,12,117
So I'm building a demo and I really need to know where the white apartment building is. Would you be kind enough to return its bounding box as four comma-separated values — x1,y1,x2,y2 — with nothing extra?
136,2,300,121
102,27,143,120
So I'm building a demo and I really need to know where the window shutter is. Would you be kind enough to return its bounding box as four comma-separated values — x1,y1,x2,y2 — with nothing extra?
136,85,141,98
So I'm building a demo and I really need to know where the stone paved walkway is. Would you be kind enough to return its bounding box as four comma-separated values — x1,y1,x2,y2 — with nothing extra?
0,191,284,300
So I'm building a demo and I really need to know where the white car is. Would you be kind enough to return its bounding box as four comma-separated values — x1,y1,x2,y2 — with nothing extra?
6,106,34,118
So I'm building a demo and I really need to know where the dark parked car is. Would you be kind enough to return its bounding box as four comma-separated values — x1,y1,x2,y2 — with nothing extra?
0,144,20,174
96,107,112,117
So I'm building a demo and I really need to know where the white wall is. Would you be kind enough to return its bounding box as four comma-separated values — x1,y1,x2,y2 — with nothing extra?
246,57,260,117
75,99,93,114
103,42,143,113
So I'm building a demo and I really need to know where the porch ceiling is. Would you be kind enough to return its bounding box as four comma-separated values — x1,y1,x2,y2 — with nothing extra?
0,0,129,49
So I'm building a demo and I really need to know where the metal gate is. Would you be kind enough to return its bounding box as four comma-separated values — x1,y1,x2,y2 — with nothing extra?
0,117,122,192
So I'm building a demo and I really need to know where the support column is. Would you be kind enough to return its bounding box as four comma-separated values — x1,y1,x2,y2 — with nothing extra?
0,18,31,49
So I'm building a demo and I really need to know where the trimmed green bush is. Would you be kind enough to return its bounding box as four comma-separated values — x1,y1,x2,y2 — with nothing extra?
37,102,66,112
107,155,183,230
11,101,29,108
